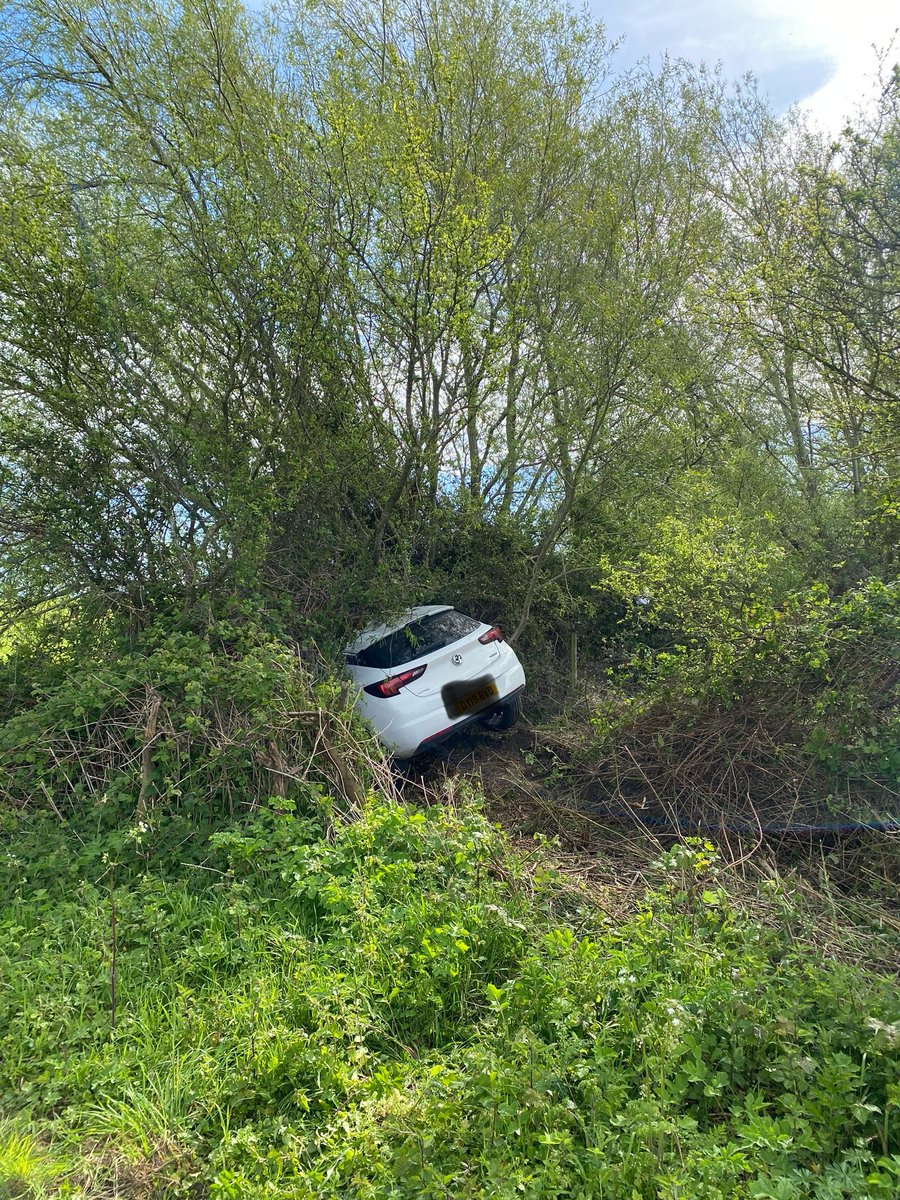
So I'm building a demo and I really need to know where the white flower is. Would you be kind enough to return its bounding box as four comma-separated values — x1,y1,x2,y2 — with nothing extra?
865,1017,900,1047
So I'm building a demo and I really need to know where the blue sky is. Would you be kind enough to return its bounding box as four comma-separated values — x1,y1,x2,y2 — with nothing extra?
591,0,899,131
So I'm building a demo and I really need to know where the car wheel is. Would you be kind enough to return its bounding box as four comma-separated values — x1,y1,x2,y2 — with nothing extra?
479,692,522,731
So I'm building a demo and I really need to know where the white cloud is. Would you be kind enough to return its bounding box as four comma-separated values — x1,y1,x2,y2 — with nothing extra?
768,0,899,131
596,0,899,133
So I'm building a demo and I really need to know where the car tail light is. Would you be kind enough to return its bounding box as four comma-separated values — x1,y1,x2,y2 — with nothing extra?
478,625,504,645
364,664,427,698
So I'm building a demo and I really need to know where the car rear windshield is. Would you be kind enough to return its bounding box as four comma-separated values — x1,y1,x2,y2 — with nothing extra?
350,610,480,669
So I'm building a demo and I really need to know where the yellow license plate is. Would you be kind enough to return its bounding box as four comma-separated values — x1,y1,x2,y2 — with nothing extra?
451,681,499,717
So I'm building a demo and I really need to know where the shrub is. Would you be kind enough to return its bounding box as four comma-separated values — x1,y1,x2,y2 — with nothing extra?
0,620,379,817
585,576,899,825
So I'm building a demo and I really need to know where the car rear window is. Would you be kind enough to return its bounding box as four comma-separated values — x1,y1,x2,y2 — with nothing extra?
350,610,480,669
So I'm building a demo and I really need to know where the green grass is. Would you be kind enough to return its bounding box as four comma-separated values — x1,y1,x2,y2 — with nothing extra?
1,795,898,1199
0,1119,69,1199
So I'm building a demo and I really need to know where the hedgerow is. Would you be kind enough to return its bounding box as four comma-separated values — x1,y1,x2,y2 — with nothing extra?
0,621,381,818
585,567,899,827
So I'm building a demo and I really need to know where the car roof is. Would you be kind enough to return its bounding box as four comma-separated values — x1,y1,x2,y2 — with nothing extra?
344,604,455,656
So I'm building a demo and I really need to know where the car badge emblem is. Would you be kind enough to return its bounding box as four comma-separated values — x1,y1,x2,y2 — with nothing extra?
452,653,463,665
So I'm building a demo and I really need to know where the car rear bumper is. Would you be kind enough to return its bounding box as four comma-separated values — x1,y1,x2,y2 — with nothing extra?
413,684,525,756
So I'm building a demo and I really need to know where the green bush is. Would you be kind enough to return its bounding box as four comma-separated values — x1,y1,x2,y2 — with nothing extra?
0,621,374,817
590,567,899,816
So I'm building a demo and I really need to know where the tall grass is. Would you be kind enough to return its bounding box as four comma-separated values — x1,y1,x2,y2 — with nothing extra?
0,1119,67,1199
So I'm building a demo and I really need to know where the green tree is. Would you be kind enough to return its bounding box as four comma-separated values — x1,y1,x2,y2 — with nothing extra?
0,0,373,625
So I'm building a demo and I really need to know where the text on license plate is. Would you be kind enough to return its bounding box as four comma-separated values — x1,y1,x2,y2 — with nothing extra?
451,681,499,717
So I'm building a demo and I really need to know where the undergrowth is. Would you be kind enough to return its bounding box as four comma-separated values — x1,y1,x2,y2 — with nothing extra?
0,621,381,817
583,577,899,826
1,793,898,1199
0,618,897,1198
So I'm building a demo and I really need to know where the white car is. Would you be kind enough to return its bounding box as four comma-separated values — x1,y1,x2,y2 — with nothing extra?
344,605,526,758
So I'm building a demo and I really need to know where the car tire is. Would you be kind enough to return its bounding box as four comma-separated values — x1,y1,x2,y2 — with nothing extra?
479,692,522,731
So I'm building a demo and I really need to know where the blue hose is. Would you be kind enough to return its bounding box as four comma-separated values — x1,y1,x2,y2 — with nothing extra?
582,804,900,837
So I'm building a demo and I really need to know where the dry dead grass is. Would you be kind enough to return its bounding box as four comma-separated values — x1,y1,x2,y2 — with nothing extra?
397,719,899,976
